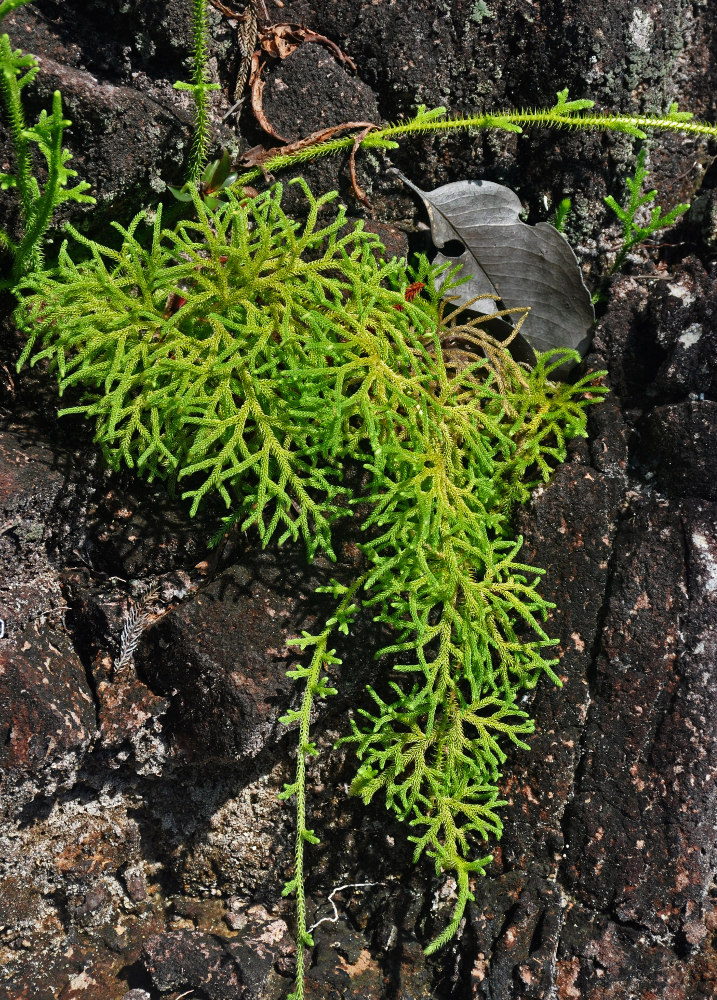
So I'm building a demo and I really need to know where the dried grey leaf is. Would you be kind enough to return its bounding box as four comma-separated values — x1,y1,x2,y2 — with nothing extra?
395,172,595,359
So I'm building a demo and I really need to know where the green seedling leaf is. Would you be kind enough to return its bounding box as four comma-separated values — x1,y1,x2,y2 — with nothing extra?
551,88,595,113
167,184,194,202
204,148,232,189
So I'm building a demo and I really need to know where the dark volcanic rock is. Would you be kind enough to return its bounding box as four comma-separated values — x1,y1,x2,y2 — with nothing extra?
261,42,379,143
0,429,96,814
561,497,716,936
594,260,717,404
137,550,321,762
141,912,292,999
555,902,691,999
0,632,95,812
651,259,717,401
646,401,717,500
142,930,246,998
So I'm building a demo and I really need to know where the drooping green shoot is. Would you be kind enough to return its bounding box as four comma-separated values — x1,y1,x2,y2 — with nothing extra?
605,144,690,273
174,0,221,185
278,576,365,1000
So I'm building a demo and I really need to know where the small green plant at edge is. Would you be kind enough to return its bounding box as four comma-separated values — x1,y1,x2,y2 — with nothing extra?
605,141,690,272
3,2,716,998
0,0,93,287
552,196,572,232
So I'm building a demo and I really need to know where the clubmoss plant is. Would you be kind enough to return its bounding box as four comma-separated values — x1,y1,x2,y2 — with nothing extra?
15,181,608,999
173,0,221,184
4,3,717,998
605,144,690,272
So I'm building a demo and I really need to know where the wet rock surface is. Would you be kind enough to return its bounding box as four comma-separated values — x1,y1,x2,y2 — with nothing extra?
1,1,716,998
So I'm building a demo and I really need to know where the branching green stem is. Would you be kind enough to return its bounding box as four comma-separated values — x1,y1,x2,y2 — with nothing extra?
175,0,220,184
0,31,33,216
232,96,717,188
605,146,689,272
0,4,93,286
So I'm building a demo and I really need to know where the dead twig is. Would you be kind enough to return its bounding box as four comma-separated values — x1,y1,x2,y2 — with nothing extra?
349,124,378,208
1,362,15,396
239,120,377,180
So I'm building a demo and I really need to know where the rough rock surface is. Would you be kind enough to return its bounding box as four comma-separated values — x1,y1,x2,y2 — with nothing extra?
1,1,716,998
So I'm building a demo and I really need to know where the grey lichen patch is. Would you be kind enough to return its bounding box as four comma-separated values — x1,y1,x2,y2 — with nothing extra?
180,764,292,897
629,8,654,51
0,788,144,946
149,170,167,194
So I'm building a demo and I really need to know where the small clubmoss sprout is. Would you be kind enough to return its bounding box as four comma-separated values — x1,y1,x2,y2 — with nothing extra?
605,144,690,272
173,0,221,184
0,0,94,286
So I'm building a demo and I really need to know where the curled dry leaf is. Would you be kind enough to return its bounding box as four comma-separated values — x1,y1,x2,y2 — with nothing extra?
349,124,378,207
258,23,357,70
249,23,357,141
395,171,595,358
249,49,286,141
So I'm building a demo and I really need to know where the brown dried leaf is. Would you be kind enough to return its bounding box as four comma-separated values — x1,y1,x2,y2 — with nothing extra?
259,23,356,70
249,22,358,139
349,125,377,208
250,64,288,142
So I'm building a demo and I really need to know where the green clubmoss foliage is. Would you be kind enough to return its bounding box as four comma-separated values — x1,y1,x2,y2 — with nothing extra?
16,181,606,998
